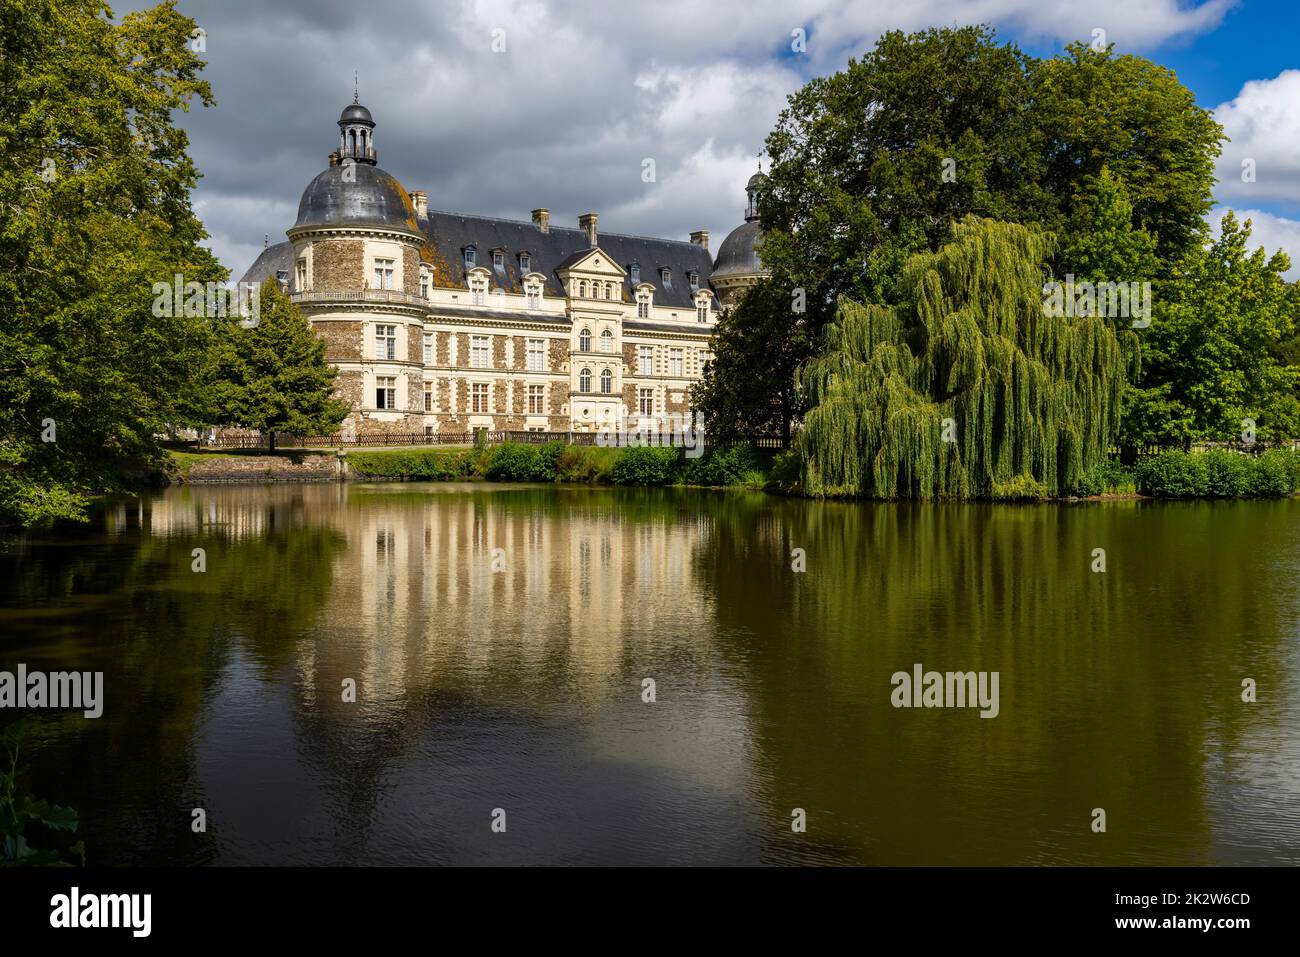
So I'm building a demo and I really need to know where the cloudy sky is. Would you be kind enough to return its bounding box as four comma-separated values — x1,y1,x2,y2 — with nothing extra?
120,0,1300,280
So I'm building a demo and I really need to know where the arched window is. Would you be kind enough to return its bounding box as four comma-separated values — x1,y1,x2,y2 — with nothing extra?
600,330,613,353
579,368,592,392
600,369,612,394
579,328,592,352
349,129,357,155
578,280,587,298
604,283,613,300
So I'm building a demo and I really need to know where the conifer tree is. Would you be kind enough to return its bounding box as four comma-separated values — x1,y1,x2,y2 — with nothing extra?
214,281,349,451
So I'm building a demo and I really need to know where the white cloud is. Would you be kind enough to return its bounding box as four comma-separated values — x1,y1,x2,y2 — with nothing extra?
1210,207,1300,280
116,0,1235,277
1214,70,1300,208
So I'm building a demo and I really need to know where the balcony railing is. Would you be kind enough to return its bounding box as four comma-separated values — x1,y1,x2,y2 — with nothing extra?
290,289,429,307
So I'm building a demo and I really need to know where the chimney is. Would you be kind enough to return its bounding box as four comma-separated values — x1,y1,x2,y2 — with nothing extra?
579,212,598,247
410,189,428,218
328,150,340,168
531,208,550,233
690,229,709,252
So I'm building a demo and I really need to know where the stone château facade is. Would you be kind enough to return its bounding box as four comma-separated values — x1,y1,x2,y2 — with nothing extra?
240,100,769,437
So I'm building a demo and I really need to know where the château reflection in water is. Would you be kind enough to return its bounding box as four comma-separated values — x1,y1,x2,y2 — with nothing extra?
2,484,1298,865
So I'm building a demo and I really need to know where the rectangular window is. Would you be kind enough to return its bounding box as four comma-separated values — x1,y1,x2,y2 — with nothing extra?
295,258,308,291
526,286,540,310
493,251,504,270
520,254,531,273
423,381,433,412
669,348,683,376
420,274,429,298
638,345,653,376
697,303,708,322
374,258,395,290
638,388,654,416
375,324,397,360
528,384,545,414
470,335,490,369
423,333,433,364
637,300,649,319
471,382,489,413
472,286,485,306
527,339,545,372
376,376,397,410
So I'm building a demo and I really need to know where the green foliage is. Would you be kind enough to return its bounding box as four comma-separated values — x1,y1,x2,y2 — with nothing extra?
692,282,806,440
1,723,83,867
0,0,218,525
990,474,1048,501
681,444,761,486
720,25,1223,439
212,281,350,450
609,447,681,485
1202,449,1253,497
797,219,1125,499
1136,451,1209,497
346,449,470,480
1124,213,1300,448
1249,449,1295,497
1068,459,1136,497
1137,449,1299,498
553,445,616,483
485,442,555,482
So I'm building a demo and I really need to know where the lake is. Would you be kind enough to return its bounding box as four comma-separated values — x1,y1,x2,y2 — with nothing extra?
1,483,1298,865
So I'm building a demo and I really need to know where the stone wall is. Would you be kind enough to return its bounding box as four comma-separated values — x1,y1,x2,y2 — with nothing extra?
312,239,363,289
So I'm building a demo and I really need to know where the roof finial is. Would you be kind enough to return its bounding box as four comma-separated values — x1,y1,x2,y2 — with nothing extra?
354,70,359,103
263,233,268,249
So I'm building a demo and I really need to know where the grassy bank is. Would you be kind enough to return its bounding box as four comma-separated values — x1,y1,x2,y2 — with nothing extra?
345,442,769,488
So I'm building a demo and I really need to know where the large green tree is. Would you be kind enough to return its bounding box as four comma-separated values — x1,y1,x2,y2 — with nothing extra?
1125,212,1300,447
700,25,1222,439
0,0,217,525
213,281,349,451
797,218,1125,498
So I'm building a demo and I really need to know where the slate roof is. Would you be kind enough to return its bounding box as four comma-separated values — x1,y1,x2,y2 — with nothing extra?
239,207,719,314
421,209,716,310
239,241,295,286
294,164,420,232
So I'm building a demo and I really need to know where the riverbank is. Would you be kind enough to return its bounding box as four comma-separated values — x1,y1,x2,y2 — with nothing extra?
163,444,1300,501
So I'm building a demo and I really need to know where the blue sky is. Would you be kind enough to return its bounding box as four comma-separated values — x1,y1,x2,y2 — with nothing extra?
133,0,1300,279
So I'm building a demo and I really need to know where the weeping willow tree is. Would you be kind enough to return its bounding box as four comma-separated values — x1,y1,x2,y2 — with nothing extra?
796,218,1125,498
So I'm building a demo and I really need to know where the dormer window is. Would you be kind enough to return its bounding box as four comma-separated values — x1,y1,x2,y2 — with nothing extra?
519,253,531,273
661,268,672,289
463,246,477,269
524,277,542,310
492,250,504,271
629,263,640,284
689,271,699,291
636,287,652,319
275,269,288,288
468,272,488,306
694,290,712,323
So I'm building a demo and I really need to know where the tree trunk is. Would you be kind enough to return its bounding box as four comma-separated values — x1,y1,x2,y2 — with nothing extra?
268,431,276,454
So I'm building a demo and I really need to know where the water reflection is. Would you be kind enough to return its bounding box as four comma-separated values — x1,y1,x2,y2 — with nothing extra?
1,485,1297,865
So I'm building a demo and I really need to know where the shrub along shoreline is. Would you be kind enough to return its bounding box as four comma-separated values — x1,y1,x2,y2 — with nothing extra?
167,443,1300,500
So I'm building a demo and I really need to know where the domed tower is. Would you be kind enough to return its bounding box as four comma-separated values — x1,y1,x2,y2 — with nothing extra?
285,100,427,436
710,171,771,310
